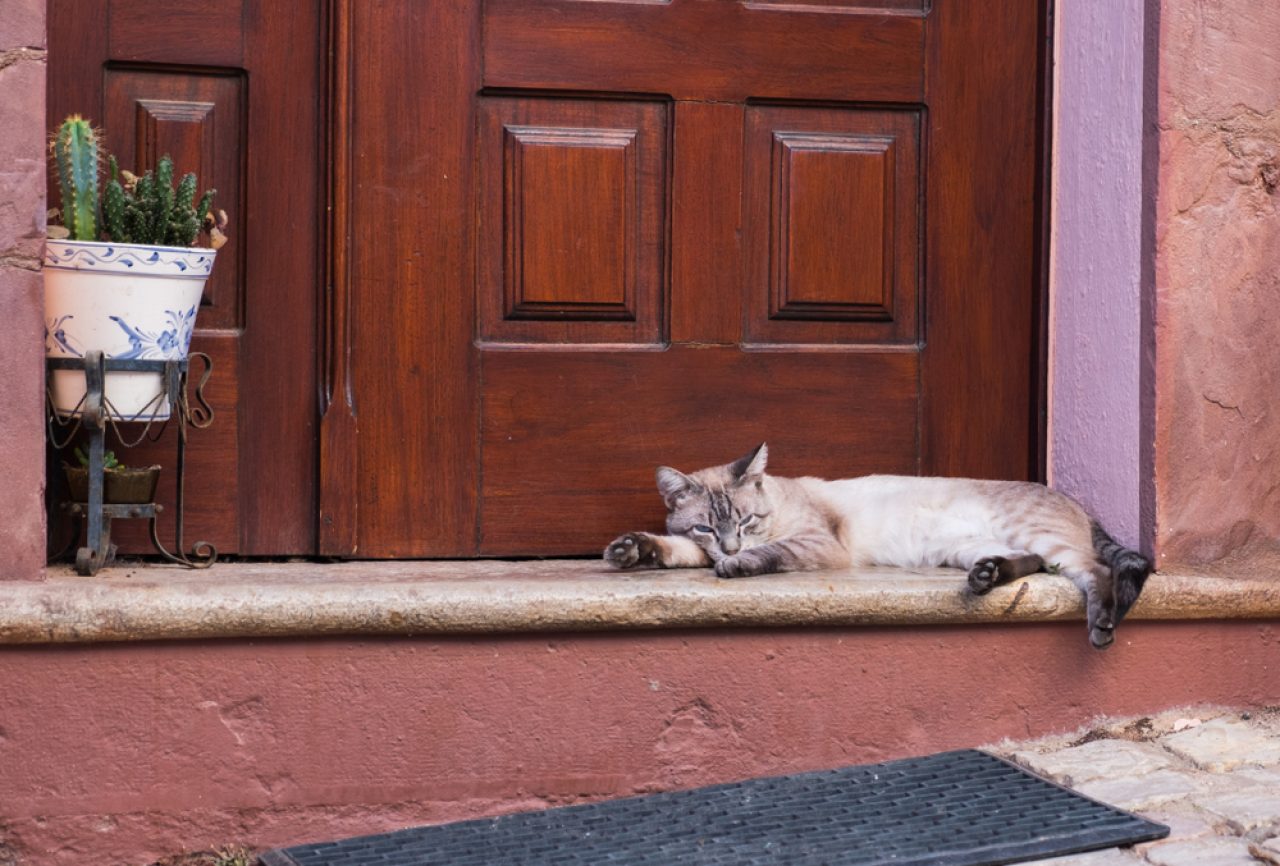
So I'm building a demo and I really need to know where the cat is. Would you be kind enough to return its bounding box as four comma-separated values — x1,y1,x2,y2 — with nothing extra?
604,443,1151,650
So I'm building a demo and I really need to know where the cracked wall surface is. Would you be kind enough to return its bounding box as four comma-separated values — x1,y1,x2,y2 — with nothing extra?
0,0,46,579
1154,0,1280,567
0,626,1275,865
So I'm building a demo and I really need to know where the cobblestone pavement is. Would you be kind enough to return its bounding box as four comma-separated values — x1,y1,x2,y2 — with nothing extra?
985,706,1280,866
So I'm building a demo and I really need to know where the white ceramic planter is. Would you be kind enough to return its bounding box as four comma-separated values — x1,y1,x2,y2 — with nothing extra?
43,239,216,421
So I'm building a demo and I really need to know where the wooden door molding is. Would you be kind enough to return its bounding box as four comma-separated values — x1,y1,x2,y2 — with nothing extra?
318,0,359,555
344,2,482,555
920,0,1039,479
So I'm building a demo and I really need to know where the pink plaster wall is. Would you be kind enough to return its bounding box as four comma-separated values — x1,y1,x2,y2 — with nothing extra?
1048,0,1152,551
0,624,1275,865
1153,0,1280,567
0,0,46,580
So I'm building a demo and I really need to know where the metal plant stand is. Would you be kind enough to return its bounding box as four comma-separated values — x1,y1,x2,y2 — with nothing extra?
46,350,217,575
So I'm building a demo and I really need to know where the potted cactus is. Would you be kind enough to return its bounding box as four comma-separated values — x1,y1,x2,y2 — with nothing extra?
63,447,162,505
44,115,227,421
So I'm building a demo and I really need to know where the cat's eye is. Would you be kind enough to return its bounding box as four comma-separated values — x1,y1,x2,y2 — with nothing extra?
739,514,757,527
692,524,713,533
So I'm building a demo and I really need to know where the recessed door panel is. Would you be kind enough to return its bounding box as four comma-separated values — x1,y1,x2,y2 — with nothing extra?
745,106,921,345
478,97,667,345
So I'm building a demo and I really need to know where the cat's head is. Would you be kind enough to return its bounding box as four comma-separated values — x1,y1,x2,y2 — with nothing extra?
656,443,774,559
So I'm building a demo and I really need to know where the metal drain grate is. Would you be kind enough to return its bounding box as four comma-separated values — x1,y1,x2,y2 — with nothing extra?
260,749,1168,866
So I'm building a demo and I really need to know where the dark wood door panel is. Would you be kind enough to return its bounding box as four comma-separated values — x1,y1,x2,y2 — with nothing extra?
745,105,921,346
670,101,745,346
108,0,245,66
109,334,240,554
484,0,925,102
478,348,920,555
104,67,245,330
348,0,480,557
920,0,1038,480
49,0,322,555
478,96,668,346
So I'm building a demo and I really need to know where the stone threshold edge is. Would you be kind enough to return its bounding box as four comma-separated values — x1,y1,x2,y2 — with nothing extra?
1,559,1276,644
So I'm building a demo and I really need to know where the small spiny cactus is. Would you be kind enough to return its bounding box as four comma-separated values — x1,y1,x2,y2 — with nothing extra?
102,153,219,248
49,116,103,241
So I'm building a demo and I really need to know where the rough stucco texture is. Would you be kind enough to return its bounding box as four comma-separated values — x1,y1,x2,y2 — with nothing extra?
0,623,1275,866
1154,0,1280,567
0,0,47,580
1049,0,1146,550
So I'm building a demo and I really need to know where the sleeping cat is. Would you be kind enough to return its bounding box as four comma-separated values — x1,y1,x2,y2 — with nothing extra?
604,444,1151,649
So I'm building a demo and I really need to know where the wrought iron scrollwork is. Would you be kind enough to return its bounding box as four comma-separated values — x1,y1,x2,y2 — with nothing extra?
46,351,219,575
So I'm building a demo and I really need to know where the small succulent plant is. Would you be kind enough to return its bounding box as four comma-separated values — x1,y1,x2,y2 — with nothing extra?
74,446,122,470
48,114,228,249
49,115,103,242
104,153,226,249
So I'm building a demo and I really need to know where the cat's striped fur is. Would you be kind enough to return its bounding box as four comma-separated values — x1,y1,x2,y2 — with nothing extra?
604,444,1152,649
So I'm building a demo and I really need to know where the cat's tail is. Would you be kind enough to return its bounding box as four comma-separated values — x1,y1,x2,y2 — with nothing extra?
1091,522,1153,621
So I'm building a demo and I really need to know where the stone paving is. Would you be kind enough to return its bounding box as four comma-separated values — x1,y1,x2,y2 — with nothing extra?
986,706,1280,866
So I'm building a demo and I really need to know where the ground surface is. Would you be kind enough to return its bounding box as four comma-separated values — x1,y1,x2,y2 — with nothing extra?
989,706,1280,865
151,706,1280,866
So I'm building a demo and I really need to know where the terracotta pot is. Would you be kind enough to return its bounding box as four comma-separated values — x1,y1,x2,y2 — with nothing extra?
63,463,162,504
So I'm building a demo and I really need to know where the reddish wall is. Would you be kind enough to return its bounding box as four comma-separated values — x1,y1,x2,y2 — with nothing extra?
1,623,1275,865
0,0,46,580
1153,0,1280,567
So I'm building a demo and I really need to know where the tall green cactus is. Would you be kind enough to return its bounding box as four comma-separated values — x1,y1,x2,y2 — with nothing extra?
102,154,217,248
50,116,102,241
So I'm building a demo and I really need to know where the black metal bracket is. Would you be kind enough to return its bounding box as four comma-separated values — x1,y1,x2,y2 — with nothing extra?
46,351,217,575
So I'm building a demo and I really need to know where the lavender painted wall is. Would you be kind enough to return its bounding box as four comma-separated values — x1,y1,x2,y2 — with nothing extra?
0,0,46,580
1048,0,1152,551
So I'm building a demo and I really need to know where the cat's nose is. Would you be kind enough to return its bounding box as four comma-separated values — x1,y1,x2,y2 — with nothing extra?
720,536,740,554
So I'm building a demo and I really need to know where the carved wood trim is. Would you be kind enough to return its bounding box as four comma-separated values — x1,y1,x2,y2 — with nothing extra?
318,0,359,555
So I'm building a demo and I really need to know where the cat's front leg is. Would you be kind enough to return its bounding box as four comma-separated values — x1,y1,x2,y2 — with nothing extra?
714,534,847,579
604,532,711,570
715,548,783,578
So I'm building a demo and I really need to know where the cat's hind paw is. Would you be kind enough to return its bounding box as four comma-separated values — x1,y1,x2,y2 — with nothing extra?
967,556,1004,594
1089,625,1115,650
604,532,659,569
1089,611,1116,650
968,553,1045,594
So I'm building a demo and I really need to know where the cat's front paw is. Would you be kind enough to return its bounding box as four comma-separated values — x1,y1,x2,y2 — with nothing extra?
714,555,752,579
604,532,659,569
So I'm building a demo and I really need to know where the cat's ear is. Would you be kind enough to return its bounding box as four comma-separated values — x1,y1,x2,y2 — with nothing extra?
729,442,768,485
656,466,698,510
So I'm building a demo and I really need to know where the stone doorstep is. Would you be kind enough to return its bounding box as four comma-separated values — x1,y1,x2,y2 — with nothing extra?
0,561,1277,645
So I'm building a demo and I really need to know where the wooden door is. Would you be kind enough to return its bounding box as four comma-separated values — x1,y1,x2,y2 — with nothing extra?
338,0,1043,557
48,1,322,554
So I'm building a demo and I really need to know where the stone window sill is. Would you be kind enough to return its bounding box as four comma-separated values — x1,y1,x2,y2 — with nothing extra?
1,560,1277,644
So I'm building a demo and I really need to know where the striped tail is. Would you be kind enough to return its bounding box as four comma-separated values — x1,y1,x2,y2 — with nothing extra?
1091,522,1153,621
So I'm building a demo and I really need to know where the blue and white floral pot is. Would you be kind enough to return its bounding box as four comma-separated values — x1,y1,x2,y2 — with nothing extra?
43,239,216,421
